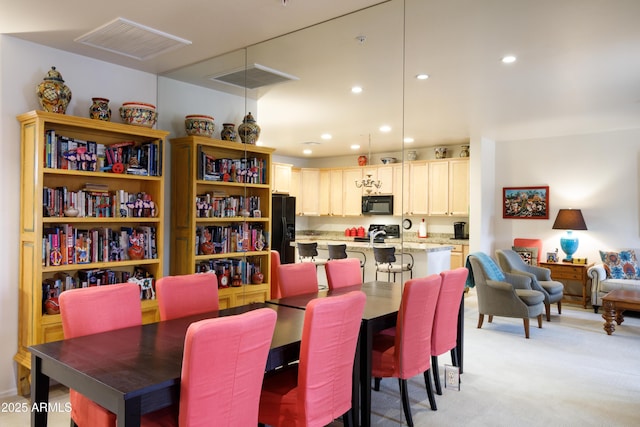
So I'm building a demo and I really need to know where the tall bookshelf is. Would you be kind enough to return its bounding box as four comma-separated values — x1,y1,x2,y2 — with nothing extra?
15,110,168,395
170,136,273,308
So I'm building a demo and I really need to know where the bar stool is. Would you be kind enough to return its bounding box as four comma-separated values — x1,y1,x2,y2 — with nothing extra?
297,242,328,270
373,246,414,283
328,243,367,281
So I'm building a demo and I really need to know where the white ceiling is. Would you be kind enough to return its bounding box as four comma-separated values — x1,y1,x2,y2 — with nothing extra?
2,0,640,158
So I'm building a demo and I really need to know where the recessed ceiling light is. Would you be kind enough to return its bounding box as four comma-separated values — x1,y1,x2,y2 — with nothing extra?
351,144,360,150
321,133,332,140
351,86,363,94
404,137,414,143
501,55,517,64
303,149,312,155
379,125,391,133
416,74,429,80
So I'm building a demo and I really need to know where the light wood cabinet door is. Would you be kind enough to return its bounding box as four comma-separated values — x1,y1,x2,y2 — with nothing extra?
377,165,394,194
291,168,301,215
272,162,292,194
319,169,330,215
409,161,429,215
329,169,344,216
300,168,320,215
393,164,410,216
342,168,363,216
428,160,449,215
449,159,469,216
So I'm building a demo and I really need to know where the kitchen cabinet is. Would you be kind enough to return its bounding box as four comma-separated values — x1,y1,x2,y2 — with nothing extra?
342,168,364,216
449,244,470,269
290,168,301,215
429,159,469,216
408,161,429,215
271,162,292,194
299,168,321,215
319,169,344,216
393,164,410,216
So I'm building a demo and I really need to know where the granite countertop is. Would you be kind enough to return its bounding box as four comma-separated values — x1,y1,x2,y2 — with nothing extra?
294,232,467,253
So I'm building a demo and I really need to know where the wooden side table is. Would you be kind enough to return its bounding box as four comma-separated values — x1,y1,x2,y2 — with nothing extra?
539,261,594,309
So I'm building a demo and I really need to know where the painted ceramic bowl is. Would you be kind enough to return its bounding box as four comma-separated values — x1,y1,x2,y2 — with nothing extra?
381,157,397,164
185,114,215,138
119,102,157,128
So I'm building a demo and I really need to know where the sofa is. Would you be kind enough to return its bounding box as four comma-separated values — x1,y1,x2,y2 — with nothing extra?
588,248,640,312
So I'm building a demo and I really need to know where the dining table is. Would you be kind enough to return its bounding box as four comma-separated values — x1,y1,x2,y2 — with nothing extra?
266,280,465,427
28,303,305,427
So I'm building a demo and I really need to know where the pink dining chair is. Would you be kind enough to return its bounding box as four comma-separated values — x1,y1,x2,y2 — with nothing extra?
156,272,219,321
258,290,366,427
325,258,363,290
141,308,277,427
59,282,142,427
431,267,468,395
278,262,319,297
271,250,282,299
372,274,442,426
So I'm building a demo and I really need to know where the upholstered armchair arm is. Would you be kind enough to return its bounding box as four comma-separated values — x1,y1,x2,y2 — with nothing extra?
526,265,553,281
507,270,545,293
503,272,532,290
589,264,608,306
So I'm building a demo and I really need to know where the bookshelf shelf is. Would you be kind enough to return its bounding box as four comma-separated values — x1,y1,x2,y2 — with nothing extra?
170,135,274,309
15,110,168,395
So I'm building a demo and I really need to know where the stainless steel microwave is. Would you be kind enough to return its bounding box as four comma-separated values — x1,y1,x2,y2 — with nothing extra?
362,195,394,215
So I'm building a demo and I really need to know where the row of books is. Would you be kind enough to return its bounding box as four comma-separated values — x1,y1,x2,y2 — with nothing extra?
195,194,262,218
197,258,261,288
44,187,157,219
199,149,267,184
195,224,268,255
42,225,157,267
44,130,162,176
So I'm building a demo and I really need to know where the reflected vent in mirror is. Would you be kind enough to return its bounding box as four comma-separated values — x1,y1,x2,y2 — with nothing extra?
208,63,299,89
75,17,192,61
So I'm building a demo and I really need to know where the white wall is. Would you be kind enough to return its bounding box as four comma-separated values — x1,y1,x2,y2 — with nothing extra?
492,129,640,262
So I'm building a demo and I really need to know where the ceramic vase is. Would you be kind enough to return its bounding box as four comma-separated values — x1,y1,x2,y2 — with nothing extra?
434,147,447,159
89,97,111,121
407,150,418,161
460,145,470,157
37,66,72,114
220,123,237,141
238,112,261,144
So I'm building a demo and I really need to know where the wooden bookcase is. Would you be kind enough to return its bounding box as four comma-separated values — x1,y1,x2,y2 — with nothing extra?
169,136,274,308
15,110,168,395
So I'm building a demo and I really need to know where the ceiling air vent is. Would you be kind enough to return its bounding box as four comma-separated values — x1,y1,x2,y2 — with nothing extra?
208,64,299,89
74,17,192,61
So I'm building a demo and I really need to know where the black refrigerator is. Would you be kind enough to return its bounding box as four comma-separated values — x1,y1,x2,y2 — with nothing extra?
271,194,296,264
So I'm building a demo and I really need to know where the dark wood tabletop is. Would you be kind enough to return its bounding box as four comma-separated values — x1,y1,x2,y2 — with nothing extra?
29,303,305,427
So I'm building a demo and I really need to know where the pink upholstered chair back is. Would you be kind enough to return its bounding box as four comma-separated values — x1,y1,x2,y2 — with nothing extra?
325,258,363,290
299,291,366,426
156,273,219,321
270,250,282,299
432,268,468,356
396,274,442,379
179,308,277,426
513,238,543,264
60,282,142,338
278,262,318,297
59,282,142,427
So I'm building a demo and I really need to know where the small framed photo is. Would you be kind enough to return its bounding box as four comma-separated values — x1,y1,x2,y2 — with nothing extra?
503,186,549,219
253,209,262,218
546,252,558,263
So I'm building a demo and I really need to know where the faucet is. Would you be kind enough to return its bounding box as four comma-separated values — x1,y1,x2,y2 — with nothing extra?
370,229,386,247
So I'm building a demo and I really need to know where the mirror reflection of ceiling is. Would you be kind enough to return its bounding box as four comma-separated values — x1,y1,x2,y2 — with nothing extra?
4,0,640,158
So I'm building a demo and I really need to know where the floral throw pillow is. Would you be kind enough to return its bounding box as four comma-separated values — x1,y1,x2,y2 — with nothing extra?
599,250,640,279
512,246,538,266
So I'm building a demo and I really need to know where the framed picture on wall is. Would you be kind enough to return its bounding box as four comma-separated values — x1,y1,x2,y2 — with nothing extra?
502,186,549,219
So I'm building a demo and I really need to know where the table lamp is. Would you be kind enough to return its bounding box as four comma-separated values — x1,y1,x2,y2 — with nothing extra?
552,209,587,262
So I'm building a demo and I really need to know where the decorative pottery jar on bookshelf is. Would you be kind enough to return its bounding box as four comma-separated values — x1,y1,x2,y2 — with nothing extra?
36,66,72,114
220,123,237,141
238,112,261,144
89,97,111,121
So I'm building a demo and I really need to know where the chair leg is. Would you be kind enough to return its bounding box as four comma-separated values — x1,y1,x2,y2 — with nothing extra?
424,369,437,411
557,300,562,314
450,347,459,368
537,314,543,328
545,303,551,321
398,378,414,427
373,377,382,391
488,315,493,323
477,313,484,329
431,355,442,395
523,318,530,338
342,408,354,427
